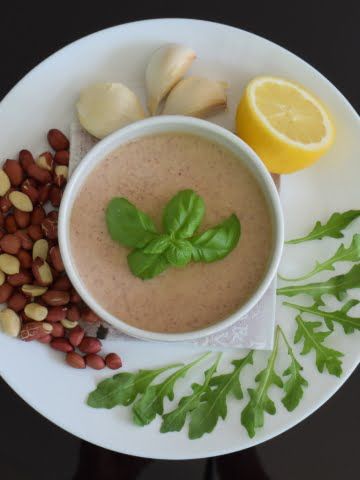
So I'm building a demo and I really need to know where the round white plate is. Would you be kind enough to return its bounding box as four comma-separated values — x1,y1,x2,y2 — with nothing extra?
0,19,359,460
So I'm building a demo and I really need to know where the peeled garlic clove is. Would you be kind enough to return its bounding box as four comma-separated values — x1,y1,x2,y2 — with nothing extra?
146,44,196,115
162,77,227,118
76,83,145,139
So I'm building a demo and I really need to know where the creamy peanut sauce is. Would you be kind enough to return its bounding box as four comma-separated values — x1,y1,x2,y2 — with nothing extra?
70,133,272,333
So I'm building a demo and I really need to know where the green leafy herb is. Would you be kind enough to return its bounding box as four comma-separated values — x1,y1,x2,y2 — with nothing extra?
241,329,282,438
294,315,343,377
160,354,222,434
143,235,171,254
188,351,253,439
87,363,182,409
166,239,193,267
279,234,360,282
278,326,308,411
285,210,360,244
163,189,205,238
107,189,241,280
277,264,360,304
106,198,157,248
87,206,360,441
283,300,360,334
133,352,209,426
127,249,169,280
191,214,241,263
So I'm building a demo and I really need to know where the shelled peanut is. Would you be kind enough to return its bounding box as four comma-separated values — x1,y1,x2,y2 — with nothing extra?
0,129,121,371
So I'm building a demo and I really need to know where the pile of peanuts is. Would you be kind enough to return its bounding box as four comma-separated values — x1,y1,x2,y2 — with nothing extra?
0,129,121,371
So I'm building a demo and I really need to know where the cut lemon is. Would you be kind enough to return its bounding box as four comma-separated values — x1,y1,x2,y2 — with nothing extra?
236,76,335,174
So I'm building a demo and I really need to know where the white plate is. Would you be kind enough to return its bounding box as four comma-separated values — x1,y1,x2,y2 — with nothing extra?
0,19,359,460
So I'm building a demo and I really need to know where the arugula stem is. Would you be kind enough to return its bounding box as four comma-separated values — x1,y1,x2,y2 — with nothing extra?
277,324,308,412
210,352,222,372
153,351,211,402
280,235,360,282
196,352,252,426
278,270,318,282
133,351,211,424
208,352,252,404
160,353,222,433
283,300,360,332
256,327,281,404
285,236,314,245
284,210,360,244
277,325,293,352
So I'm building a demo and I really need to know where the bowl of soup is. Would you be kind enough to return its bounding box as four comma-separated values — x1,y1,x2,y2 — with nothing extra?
59,116,284,342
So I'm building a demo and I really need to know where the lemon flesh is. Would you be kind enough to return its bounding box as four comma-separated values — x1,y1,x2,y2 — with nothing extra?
236,76,335,174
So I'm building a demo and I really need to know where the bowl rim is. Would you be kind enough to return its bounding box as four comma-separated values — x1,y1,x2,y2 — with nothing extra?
59,115,284,342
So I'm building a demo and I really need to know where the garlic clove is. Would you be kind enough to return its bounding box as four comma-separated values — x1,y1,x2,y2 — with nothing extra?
146,44,196,115
162,76,228,118
76,83,146,139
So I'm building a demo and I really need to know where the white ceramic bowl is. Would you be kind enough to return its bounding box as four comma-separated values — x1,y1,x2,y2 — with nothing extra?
59,116,284,342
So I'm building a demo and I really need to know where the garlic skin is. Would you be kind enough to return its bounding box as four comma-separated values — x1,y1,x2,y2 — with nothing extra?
162,77,227,118
76,83,145,139
146,44,196,115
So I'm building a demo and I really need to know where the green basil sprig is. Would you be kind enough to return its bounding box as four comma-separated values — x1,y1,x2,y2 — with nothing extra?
106,189,241,279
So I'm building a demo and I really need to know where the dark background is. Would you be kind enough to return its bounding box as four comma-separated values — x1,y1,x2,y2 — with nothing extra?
0,2,359,479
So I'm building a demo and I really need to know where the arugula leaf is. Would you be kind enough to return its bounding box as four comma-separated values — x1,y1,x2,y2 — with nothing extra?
133,352,210,426
278,326,308,412
163,190,205,238
160,354,222,433
294,315,343,377
279,234,360,282
189,351,253,439
283,300,360,334
87,363,182,409
143,235,171,254
241,329,282,438
285,210,360,244
106,198,157,248
277,264,360,305
166,239,193,267
127,250,169,280
191,214,241,263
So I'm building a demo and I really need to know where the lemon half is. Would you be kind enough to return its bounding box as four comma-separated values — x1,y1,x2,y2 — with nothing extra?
236,76,335,174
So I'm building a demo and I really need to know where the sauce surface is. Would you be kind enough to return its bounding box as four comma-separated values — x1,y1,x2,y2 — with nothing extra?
70,133,272,333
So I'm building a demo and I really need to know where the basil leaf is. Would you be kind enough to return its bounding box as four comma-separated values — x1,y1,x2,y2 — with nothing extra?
166,239,193,267
142,235,171,254
163,189,205,238
191,214,241,263
127,250,169,280
106,198,157,248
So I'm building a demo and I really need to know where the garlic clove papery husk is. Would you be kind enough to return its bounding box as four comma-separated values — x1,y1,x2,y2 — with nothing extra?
76,82,146,139
145,44,196,115
162,77,227,118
